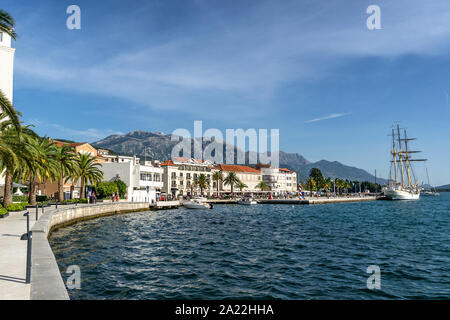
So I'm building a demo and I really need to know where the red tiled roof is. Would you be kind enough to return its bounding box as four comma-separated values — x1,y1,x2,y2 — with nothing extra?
218,164,261,173
279,168,293,173
161,160,177,166
53,140,87,148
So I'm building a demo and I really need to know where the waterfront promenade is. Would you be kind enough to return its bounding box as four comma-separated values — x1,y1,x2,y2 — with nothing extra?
0,208,37,300
0,202,150,300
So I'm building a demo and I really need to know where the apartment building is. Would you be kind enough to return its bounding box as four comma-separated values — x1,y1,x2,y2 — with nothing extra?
100,158,163,203
257,164,298,195
217,164,263,193
161,157,218,198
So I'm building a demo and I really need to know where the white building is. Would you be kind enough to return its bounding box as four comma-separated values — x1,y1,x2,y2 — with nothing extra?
100,158,163,203
257,164,298,195
97,149,140,164
161,157,218,198
0,31,16,191
0,31,14,102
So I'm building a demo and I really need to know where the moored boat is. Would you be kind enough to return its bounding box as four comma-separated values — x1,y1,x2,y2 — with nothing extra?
237,196,258,205
183,197,212,209
383,124,426,201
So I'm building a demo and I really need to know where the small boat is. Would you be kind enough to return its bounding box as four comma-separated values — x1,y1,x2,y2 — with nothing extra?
183,197,212,209
421,168,440,196
237,196,258,205
421,190,440,196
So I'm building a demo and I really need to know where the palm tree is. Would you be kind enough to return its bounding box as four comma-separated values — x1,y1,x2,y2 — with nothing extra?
0,91,20,130
256,181,270,192
20,136,59,205
212,171,223,196
307,177,316,197
236,181,248,194
0,125,22,206
322,177,332,195
0,10,18,40
223,172,240,196
335,178,344,196
71,153,103,199
55,144,78,202
195,173,209,196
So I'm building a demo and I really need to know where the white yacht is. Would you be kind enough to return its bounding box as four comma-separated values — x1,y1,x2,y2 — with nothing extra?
237,196,258,205
183,197,212,209
383,124,426,200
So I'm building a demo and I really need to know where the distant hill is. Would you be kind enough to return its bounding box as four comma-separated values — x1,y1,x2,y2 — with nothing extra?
92,130,385,184
282,159,386,184
436,184,450,191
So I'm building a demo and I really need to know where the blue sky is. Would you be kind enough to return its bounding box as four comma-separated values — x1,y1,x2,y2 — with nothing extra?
3,0,450,184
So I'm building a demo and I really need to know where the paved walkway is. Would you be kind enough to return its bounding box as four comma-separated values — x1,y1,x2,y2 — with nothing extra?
0,208,37,300
0,202,120,300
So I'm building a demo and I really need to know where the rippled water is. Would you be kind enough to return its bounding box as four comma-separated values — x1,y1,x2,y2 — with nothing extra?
49,194,450,299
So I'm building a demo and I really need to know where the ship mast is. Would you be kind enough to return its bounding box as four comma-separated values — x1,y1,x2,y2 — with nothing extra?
391,126,398,184
396,124,405,187
404,129,412,188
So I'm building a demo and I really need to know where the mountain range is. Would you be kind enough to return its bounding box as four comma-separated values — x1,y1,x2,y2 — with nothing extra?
92,130,386,184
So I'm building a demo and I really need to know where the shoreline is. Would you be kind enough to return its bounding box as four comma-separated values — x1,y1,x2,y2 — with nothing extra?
27,202,150,300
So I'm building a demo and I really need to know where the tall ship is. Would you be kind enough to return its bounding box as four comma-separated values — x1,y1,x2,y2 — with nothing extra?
383,124,426,200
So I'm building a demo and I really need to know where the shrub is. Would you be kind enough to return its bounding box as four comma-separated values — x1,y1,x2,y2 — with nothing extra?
36,195,48,202
114,179,127,197
0,208,7,215
13,195,28,202
96,181,119,198
6,203,25,211
60,198,87,204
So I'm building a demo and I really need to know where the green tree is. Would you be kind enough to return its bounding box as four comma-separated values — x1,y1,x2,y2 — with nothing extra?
309,168,324,189
114,179,127,197
322,177,332,194
17,136,59,206
194,173,209,196
236,181,248,194
0,91,22,206
0,9,18,40
256,181,270,192
71,153,103,199
307,177,316,196
223,172,240,196
212,171,223,196
95,181,118,198
55,144,78,202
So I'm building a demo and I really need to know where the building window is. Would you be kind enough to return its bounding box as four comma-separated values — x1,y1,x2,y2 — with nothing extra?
140,173,153,181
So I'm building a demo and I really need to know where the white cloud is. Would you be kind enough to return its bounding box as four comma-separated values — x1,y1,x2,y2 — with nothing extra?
14,0,450,118
304,113,352,123
28,119,123,142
